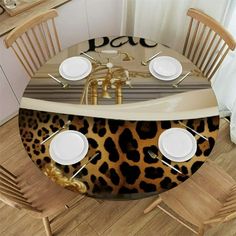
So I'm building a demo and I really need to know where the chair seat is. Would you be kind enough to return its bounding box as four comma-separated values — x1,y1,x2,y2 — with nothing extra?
16,157,83,218
0,117,87,235
1,130,82,218
160,161,235,227
1,117,83,218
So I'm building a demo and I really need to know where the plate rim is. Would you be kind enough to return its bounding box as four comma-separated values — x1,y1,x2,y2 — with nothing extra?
61,57,89,78
149,56,182,81
158,127,197,162
49,130,89,165
59,56,92,81
153,56,181,77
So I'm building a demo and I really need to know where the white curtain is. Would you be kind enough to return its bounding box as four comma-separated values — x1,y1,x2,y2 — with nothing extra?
231,100,236,143
123,0,231,51
211,0,236,117
122,0,236,143
210,0,236,144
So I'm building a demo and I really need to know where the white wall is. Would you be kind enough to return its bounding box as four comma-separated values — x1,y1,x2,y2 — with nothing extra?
56,0,123,49
0,38,29,102
85,0,123,39
0,66,19,126
0,0,124,124
56,0,90,49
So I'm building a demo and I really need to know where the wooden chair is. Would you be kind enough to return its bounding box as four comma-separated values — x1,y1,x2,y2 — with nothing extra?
4,9,61,77
183,8,236,80
144,160,236,235
0,163,85,236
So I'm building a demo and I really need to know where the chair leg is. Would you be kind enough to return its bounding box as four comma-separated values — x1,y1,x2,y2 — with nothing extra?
144,197,162,214
198,223,210,236
198,226,205,236
42,217,52,236
223,117,230,123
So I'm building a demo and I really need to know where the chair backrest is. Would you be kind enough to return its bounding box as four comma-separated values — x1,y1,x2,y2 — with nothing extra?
183,8,236,80
4,10,61,77
0,165,40,213
205,184,236,226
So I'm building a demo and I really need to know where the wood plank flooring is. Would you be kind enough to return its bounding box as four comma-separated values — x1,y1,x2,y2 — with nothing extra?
0,117,236,236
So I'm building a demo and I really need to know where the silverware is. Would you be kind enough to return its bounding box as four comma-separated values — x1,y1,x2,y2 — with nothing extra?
70,153,100,179
178,121,208,141
48,74,69,88
80,51,101,64
148,150,183,175
40,120,71,145
141,51,162,66
172,71,191,88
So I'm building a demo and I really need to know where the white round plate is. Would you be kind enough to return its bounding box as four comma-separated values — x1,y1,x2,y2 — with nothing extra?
149,56,182,81
158,128,197,162
59,56,92,81
49,130,89,165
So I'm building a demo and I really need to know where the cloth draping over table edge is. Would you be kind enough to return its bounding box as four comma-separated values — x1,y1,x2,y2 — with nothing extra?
212,55,236,144
230,99,236,144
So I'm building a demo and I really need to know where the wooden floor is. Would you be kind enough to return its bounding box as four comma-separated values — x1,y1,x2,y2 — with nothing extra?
0,117,236,236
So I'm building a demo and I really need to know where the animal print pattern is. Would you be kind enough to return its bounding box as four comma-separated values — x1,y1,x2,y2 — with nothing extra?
19,108,219,199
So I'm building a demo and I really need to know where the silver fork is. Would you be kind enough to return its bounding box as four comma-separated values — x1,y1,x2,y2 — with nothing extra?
40,120,71,145
141,51,162,66
148,150,184,175
70,152,100,179
178,121,208,141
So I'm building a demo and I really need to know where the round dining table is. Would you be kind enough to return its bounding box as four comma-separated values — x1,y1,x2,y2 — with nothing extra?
18,36,220,200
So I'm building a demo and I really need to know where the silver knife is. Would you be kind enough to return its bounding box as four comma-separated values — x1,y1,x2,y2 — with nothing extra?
178,121,208,141
48,74,69,88
70,152,100,179
141,51,162,66
172,71,191,88
40,120,71,145
148,150,183,175
80,51,102,64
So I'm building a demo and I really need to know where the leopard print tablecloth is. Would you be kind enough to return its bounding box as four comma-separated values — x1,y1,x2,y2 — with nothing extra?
19,108,219,199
